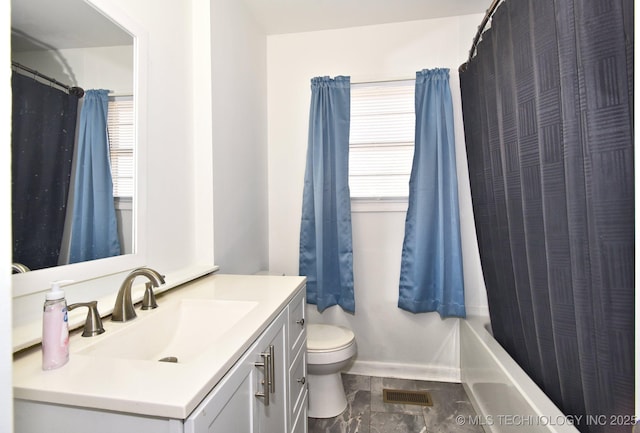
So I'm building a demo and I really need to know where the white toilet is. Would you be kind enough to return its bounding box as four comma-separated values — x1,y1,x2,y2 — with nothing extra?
306,324,357,418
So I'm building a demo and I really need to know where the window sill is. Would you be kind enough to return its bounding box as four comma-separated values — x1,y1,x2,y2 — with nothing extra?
350,198,408,213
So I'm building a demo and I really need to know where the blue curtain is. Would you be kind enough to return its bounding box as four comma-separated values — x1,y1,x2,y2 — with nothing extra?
299,76,355,313
69,89,121,263
398,69,465,318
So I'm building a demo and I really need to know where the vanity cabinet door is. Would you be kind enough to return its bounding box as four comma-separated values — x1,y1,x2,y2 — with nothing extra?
185,309,287,433
184,358,257,433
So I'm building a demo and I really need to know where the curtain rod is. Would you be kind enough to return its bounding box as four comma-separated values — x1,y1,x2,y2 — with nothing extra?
11,61,84,98
459,0,503,73
352,77,415,85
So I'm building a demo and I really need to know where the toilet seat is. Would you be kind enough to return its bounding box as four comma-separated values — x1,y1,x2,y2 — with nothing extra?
307,324,355,352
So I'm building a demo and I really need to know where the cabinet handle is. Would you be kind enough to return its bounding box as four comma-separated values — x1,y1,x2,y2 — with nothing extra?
296,318,305,327
268,344,275,394
254,350,272,406
297,377,306,385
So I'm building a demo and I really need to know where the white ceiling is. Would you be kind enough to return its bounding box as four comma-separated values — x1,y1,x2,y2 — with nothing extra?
243,0,490,35
11,0,490,52
11,0,132,52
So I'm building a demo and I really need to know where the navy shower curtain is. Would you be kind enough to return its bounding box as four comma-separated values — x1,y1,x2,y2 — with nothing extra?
11,73,79,270
459,0,634,432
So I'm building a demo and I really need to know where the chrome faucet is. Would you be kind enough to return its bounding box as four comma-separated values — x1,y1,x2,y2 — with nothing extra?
11,262,30,274
112,267,165,322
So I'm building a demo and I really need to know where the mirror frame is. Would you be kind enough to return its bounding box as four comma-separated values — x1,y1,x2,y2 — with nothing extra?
12,0,148,298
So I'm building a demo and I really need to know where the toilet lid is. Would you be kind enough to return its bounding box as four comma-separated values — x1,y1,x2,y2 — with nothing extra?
307,324,355,351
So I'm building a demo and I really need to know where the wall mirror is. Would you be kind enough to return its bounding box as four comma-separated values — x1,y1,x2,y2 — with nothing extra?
11,0,148,297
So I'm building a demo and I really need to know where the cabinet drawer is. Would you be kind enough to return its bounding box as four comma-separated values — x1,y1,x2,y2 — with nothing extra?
288,343,307,420
288,288,306,356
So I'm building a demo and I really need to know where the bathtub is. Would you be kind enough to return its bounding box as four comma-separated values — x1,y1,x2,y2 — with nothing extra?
460,317,579,433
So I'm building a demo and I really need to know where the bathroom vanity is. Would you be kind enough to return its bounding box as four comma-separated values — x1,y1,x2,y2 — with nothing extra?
13,274,308,433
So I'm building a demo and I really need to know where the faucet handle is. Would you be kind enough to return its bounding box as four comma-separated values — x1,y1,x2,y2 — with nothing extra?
67,301,105,337
141,282,159,310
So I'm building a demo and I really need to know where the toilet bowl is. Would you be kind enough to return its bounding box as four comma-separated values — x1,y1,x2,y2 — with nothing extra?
306,324,356,418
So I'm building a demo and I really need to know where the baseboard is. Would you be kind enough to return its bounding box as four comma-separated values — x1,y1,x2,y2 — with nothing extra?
345,360,461,383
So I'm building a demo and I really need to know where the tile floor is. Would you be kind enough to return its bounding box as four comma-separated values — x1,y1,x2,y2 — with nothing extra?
308,374,485,433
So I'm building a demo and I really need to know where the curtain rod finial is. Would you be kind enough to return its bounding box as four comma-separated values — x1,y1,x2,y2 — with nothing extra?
70,87,84,98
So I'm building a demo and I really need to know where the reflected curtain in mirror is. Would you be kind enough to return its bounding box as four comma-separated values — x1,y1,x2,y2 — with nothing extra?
11,73,79,271
69,89,121,263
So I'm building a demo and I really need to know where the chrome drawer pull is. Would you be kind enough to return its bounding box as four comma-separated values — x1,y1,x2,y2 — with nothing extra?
296,318,305,327
254,350,272,406
268,344,275,394
297,377,306,385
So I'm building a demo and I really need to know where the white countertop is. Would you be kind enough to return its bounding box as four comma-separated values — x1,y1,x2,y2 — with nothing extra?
13,273,306,419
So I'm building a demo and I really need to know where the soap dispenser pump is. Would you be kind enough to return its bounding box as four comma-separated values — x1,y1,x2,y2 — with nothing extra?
42,280,73,370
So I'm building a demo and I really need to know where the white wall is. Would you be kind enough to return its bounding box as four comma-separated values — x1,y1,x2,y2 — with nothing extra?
267,15,488,381
210,0,269,274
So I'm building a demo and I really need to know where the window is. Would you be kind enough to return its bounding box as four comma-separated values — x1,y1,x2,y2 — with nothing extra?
349,80,415,200
107,97,134,198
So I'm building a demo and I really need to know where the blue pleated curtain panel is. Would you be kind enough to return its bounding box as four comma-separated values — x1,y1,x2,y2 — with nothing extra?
69,89,121,263
398,68,466,319
299,76,355,313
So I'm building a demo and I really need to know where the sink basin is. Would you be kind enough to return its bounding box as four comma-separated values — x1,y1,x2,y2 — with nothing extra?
78,299,258,363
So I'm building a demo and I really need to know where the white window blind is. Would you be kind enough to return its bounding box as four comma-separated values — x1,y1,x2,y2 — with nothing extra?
349,80,415,199
107,97,134,197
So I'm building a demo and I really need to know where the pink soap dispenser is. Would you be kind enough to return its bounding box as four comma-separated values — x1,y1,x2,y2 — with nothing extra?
42,280,72,370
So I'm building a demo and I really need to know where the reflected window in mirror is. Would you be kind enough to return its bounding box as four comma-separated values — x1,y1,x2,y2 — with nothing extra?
108,96,134,257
